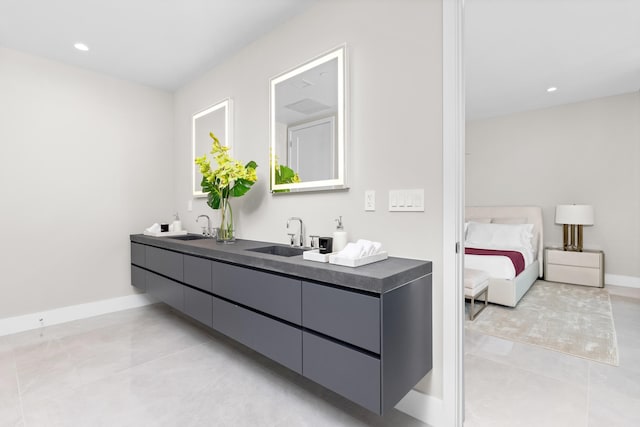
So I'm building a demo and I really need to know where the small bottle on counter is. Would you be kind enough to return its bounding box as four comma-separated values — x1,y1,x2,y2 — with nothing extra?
333,216,347,252
172,212,182,232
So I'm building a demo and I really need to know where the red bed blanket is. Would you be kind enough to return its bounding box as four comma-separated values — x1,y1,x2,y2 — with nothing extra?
465,247,526,276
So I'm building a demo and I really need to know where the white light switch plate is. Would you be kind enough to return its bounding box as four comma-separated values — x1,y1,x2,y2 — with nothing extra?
365,190,375,211
389,189,424,211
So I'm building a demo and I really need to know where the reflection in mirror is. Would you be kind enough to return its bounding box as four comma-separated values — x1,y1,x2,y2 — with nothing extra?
192,99,232,197
270,45,347,193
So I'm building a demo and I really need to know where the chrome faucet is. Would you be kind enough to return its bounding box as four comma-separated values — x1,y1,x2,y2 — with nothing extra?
286,217,305,247
197,214,212,237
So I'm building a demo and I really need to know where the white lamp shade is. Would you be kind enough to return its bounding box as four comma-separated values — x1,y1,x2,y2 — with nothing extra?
555,204,594,225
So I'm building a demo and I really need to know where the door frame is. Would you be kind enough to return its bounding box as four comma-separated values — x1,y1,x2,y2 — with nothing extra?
442,0,465,425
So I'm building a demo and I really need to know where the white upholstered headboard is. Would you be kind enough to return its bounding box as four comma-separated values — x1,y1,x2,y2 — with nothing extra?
465,206,544,277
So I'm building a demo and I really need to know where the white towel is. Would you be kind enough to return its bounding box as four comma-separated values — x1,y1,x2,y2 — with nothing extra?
336,242,364,259
356,239,383,256
145,223,161,233
336,240,384,259
357,239,374,257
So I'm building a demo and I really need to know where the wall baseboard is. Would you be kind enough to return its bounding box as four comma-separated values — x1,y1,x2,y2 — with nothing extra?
605,274,640,289
395,389,443,427
0,293,156,337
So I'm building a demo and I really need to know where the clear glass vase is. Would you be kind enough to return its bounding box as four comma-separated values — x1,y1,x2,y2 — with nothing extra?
216,197,235,243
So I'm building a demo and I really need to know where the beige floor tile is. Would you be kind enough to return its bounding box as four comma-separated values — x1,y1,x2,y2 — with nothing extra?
465,354,588,427
14,306,424,427
465,329,589,387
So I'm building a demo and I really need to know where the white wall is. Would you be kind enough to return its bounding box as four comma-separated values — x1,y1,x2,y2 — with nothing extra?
0,47,174,318
466,92,640,279
173,0,444,397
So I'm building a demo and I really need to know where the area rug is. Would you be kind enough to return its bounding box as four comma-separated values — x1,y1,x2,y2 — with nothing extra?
466,280,619,365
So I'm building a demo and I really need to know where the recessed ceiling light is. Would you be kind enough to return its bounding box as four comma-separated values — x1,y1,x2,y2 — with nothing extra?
547,86,558,93
74,43,89,52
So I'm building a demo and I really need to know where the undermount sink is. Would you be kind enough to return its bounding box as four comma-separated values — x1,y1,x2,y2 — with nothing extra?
246,245,307,257
167,234,208,241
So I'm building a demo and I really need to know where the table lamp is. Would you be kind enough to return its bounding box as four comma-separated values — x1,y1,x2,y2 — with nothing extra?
555,204,594,251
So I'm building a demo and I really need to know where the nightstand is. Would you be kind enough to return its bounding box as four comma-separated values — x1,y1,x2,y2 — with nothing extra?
544,247,604,287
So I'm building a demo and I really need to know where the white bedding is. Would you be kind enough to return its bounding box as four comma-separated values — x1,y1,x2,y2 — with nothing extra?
465,245,534,280
464,206,545,307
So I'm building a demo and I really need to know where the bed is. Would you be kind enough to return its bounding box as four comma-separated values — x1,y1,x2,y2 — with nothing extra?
464,206,544,307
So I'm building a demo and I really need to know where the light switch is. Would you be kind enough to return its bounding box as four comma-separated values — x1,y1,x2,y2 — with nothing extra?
389,189,425,212
187,200,193,212
390,191,398,208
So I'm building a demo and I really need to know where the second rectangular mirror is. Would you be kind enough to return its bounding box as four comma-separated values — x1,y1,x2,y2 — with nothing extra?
270,45,347,193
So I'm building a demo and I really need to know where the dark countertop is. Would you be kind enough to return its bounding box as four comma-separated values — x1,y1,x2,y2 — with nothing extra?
130,234,432,294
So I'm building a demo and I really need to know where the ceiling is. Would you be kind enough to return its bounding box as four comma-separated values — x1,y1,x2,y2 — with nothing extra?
466,0,640,120
0,0,314,91
1,0,637,112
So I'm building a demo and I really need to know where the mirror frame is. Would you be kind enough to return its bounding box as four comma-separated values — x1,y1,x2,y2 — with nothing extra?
270,45,348,193
192,98,233,197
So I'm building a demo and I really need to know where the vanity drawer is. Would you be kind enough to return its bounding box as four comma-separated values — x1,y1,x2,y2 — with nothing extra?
146,271,184,311
131,265,146,291
184,255,213,292
302,282,380,354
146,246,183,281
303,331,380,414
184,286,213,328
212,262,301,324
131,243,146,267
212,296,302,373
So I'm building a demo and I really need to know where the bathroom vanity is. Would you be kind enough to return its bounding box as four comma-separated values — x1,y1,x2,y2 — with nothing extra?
129,234,432,415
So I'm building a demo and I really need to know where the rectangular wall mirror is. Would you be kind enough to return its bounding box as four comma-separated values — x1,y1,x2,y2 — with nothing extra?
192,98,232,197
270,45,347,193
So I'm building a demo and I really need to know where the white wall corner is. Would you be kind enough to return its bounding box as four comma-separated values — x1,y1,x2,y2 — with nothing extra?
0,294,156,337
605,274,640,289
396,390,443,426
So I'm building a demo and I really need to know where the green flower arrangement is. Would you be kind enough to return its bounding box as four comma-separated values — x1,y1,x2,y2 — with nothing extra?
195,132,257,241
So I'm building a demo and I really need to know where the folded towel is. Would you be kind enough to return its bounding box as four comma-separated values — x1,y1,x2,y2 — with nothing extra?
336,242,364,259
357,239,374,257
371,241,382,255
336,240,384,259
145,223,161,233
356,239,383,256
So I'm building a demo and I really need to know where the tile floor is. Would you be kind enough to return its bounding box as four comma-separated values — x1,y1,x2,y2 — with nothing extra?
0,304,427,427
464,292,640,427
1,289,636,427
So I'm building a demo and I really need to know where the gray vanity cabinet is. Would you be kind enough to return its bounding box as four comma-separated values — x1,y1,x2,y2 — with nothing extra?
184,286,213,328
302,282,382,413
146,246,183,282
131,242,146,267
212,296,302,373
212,262,301,324
131,265,146,291
184,255,212,292
146,271,183,311
129,238,432,416
303,331,381,412
130,243,147,291
302,282,380,353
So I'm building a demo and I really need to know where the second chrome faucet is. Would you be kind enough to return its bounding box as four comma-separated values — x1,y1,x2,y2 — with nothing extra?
286,217,305,247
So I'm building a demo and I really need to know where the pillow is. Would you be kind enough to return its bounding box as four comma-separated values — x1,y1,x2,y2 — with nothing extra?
492,217,527,224
490,218,540,255
465,222,534,250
